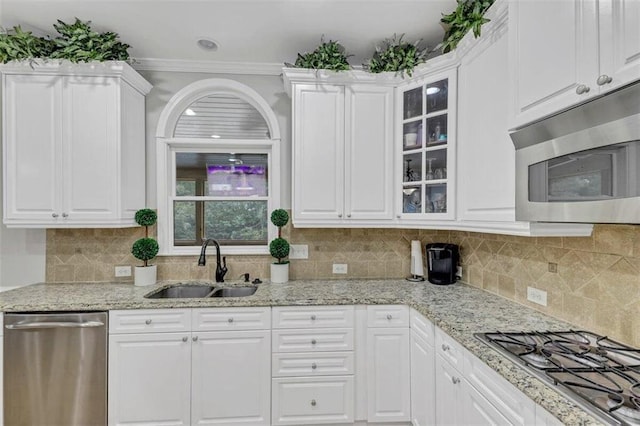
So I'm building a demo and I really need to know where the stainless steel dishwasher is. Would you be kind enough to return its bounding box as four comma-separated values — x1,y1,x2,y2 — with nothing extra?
4,311,108,426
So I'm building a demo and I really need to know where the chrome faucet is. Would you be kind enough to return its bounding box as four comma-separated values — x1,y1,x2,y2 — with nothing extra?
197,239,228,283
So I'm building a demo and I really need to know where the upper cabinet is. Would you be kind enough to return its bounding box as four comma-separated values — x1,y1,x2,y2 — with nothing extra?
509,0,640,129
398,69,457,222
285,70,394,227
1,61,152,228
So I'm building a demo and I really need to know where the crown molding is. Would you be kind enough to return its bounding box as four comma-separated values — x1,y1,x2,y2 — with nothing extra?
131,58,283,76
454,0,509,61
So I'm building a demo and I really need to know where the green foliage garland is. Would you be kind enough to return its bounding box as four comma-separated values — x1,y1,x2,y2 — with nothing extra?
440,0,495,53
365,34,427,77
290,37,351,71
269,209,290,264
0,26,55,63
132,208,158,267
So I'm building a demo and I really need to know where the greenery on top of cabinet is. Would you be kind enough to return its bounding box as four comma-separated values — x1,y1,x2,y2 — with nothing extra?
440,0,495,53
0,18,130,64
288,37,351,71
365,34,428,77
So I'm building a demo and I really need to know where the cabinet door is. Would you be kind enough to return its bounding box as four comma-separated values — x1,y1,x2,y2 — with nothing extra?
410,330,435,426
599,0,640,89
3,74,62,222
366,328,410,422
344,85,393,220
461,379,510,426
292,84,344,222
62,76,118,221
191,330,270,425
434,354,462,425
108,333,191,426
509,0,599,128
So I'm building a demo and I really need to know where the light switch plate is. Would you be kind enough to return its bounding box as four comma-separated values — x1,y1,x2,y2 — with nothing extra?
290,244,309,259
332,263,348,274
115,266,132,277
527,287,547,306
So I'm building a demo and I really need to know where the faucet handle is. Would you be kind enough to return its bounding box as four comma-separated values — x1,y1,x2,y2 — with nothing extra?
221,256,228,277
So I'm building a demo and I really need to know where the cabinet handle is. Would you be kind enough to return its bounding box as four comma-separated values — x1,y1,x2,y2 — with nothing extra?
193,336,199,342
52,213,59,218
228,318,234,323
311,339,317,345
396,215,401,219
338,214,342,218
182,336,188,342
347,214,351,218
61,212,68,218
576,84,590,95
441,343,450,352
310,399,317,406
145,319,152,325
386,314,393,320
596,74,612,86
310,315,316,320
452,377,461,385
311,363,317,370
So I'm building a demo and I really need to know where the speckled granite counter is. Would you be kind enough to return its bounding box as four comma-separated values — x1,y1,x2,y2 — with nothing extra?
0,279,603,425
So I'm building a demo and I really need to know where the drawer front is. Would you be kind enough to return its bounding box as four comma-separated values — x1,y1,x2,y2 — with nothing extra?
272,352,355,377
272,376,354,425
109,309,191,334
410,308,434,345
272,306,354,329
435,326,464,371
192,307,271,331
367,305,409,327
273,329,354,353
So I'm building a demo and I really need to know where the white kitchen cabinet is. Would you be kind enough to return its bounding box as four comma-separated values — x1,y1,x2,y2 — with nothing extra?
410,329,435,426
108,332,192,426
192,330,271,425
366,319,410,422
1,61,151,228
285,70,394,227
460,378,510,426
509,0,640,129
435,350,462,425
0,314,3,426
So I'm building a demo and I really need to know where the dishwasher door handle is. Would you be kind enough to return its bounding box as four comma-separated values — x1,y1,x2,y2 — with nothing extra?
6,321,105,330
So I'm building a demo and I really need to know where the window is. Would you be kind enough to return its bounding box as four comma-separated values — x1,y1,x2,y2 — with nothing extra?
156,79,281,255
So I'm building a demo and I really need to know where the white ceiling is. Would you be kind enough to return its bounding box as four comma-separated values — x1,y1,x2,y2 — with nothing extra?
1,0,457,70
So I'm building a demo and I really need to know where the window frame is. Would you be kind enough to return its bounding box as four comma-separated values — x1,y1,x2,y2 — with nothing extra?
156,79,281,256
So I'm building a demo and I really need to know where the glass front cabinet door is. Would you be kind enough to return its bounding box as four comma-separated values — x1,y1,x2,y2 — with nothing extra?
398,69,457,220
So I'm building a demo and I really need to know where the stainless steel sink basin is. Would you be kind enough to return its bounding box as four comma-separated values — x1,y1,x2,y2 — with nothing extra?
209,286,257,297
145,284,216,299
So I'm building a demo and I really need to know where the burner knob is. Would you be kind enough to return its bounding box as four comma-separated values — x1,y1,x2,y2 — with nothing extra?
441,344,450,352
451,377,460,384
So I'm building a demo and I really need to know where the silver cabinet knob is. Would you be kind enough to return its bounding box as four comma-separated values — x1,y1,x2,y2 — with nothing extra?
145,319,152,325
228,318,234,323
452,377,461,384
347,214,351,218
441,344,450,352
61,212,68,218
310,399,317,406
396,214,401,219
182,336,188,342
576,84,590,95
596,74,612,86
192,336,199,342
310,315,316,320
311,339,317,345
386,314,393,320
52,213,59,218
338,214,342,218
311,363,317,370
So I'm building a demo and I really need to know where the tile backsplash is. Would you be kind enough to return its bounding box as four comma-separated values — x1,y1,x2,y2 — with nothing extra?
47,224,640,347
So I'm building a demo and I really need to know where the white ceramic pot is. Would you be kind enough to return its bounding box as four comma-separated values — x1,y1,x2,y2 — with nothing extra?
270,263,289,283
134,265,157,287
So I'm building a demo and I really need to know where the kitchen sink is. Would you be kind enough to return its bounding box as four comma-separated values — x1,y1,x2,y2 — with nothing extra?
145,284,216,299
209,286,257,297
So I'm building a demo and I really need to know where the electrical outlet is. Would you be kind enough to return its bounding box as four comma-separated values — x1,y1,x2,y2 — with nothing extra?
527,287,548,306
332,263,348,274
290,244,309,259
115,266,131,277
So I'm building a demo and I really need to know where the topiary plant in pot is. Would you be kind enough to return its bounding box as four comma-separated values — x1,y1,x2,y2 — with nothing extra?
269,209,290,283
131,209,159,286
365,34,428,77
287,36,351,71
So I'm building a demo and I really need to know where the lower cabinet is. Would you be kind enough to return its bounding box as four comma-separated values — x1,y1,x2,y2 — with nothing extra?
0,314,4,426
460,379,510,425
435,351,463,425
410,329,435,426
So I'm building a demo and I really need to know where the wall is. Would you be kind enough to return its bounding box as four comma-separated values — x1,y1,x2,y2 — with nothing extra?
46,223,640,347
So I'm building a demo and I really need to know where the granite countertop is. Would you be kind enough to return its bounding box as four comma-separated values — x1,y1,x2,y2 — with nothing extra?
0,279,602,425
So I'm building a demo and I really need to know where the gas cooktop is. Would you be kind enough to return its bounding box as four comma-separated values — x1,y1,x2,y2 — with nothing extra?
476,330,640,425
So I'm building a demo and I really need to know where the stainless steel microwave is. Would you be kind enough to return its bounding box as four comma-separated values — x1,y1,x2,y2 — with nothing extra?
510,81,640,223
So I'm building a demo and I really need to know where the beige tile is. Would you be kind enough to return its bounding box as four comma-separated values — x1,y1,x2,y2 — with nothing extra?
497,275,515,299
594,224,634,256
562,236,595,252
483,271,498,294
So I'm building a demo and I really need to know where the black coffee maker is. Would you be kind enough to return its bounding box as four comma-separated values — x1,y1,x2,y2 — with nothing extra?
425,243,459,285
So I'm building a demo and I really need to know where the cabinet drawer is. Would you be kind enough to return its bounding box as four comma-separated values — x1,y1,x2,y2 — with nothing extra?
367,305,409,327
272,306,354,329
272,376,354,425
192,307,271,331
410,308,434,345
273,329,354,353
272,352,354,377
109,309,191,334
435,326,464,371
